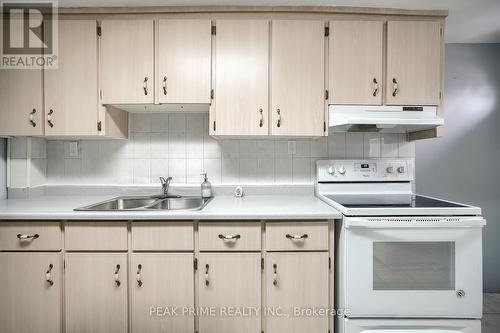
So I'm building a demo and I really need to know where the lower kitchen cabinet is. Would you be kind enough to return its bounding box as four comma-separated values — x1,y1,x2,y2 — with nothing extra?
131,253,195,333
266,252,329,333
0,253,62,333
65,253,128,333
198,253,262,333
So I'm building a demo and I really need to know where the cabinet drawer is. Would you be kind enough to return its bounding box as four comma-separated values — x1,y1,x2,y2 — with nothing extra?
199,222,261,251
65,222,128,251
132,222,193,251
266,222,328,251
0,222,62,251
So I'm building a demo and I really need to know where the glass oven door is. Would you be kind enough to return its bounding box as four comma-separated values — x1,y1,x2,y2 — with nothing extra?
345,222,483,318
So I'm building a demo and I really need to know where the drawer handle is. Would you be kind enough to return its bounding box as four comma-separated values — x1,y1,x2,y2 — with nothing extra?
285,233,308,240
136,264,143,287
273,264,278,286
46,264,54,286
114,264,121,287
218,234,241,241
17,233,39,240
205,264,210,287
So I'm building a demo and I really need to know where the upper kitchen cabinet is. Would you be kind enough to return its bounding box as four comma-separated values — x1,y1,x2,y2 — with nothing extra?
100,19,154,104
270,20,326,137
0,69,43,136
44,20,99,136
329,21,384,105
386,21,443,105
212,20,269,136
157,19,211,104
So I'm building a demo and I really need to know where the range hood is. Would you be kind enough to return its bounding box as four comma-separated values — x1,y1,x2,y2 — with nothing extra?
329,105,444,133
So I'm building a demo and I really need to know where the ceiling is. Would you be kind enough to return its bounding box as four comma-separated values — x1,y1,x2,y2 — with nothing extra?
58,0,500,43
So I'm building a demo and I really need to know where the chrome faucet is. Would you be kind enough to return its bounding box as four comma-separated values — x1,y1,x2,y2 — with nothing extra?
152,177,180,199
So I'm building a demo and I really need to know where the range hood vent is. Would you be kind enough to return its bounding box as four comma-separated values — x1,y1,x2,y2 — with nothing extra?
329,105,444,133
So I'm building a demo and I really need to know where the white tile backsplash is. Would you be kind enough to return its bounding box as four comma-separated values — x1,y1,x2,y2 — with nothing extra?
9,113,415,187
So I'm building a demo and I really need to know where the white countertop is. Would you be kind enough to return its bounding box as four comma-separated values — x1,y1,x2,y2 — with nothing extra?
0,194,342,220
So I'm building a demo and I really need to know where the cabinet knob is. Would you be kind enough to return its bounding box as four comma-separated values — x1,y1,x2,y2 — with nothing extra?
205,264,210,287
392,78,399,97
276,109,281,128
17,233,39,240
29,109,37,127
46,264,54,286
47,109,54,128
114,264,121,287
218,234,241,241
285,233,308,240
143,77,148,96
162,76,167,95
273,264,278,286
136,264,143,287
372,78,379,97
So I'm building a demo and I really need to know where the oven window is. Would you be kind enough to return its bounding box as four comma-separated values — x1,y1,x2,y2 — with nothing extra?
373,242,455,290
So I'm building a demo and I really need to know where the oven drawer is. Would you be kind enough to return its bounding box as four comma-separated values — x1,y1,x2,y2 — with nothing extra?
266,222,328,251
0,222,62,251
199,222,261,251
342,318,481,333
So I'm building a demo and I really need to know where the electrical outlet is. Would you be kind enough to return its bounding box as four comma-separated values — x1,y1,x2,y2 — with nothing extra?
288,141,296,155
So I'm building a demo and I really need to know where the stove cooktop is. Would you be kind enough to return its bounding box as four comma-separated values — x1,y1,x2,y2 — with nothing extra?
323,195,468,209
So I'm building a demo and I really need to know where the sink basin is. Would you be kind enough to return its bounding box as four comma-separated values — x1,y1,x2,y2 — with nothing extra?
75,196,212,211
147,197,208,211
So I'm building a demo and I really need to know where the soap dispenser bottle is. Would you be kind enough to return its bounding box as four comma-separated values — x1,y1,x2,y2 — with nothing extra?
200,173,212,198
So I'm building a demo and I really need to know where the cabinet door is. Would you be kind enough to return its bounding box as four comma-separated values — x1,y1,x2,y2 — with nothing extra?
266,252,329,333
329,21,383,105
131,253,195,333
0,69,43,136
386,21,442,105
65,253,128,333
157,19,211,104
44,20,98,135
101,20,154,104
0,253,62,333
271,20,325,136
198,253,261,333
213,20,269,136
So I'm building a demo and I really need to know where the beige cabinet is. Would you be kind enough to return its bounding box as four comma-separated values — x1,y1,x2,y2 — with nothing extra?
266,252,329,333
44,20,99,136
212,20,269,136
198,253,261,333
65,253,128,333
157,19,211,104
270,20,325,137
0,69,43,136
329,21,384,105
101,20,154,104
0,253,62,333
386,21,443,105
131,253,195,333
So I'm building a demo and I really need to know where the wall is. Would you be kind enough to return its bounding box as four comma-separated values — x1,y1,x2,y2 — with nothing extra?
0,139,6,199
8,114,415,187
416,44,500,292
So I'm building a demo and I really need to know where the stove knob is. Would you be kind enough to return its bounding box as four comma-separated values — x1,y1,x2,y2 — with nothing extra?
337,166,346,175
327,166,335,175
386,166,395,174
397,166,405,174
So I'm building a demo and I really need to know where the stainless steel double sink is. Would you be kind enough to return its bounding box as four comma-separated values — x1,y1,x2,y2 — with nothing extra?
75,196,212,211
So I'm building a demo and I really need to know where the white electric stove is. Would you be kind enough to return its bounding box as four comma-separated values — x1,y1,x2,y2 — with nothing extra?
315,159,486,333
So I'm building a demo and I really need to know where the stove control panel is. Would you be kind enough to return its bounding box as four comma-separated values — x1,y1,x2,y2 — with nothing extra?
316,159,413,182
